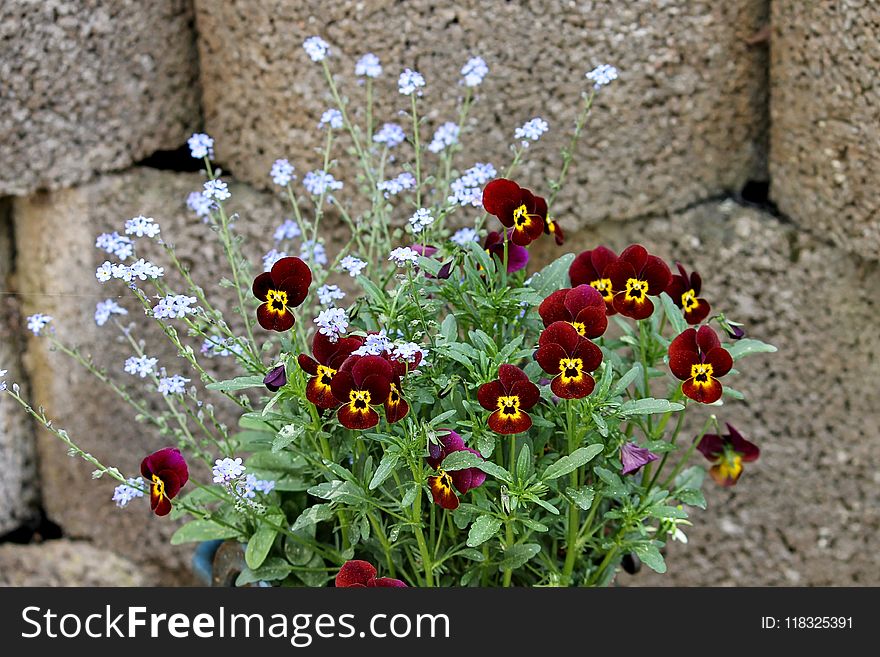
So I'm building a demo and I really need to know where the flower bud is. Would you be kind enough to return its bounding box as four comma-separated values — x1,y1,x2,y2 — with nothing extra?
263,363,287,392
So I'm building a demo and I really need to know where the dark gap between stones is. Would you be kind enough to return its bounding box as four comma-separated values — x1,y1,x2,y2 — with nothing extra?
0,508,64,545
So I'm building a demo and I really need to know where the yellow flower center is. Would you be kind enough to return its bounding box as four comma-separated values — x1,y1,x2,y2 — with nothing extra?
265,289,289,315
151,474,165,501
590,278,614,303
716,454,743,481
316,365,336,389
569,321,587,337
681,289,699,312
348,389,372,413
388,383,401,406
496,395,522,418
624,278,649,303
558,357,584,383
547,218,557,233
512,204,531,228
436,469,454,492
690,363,714,386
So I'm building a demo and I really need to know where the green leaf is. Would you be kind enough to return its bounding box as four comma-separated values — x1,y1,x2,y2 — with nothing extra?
206,375,266,392
272,423,304,453
466,515,503,547
542,445,603,480
633,542,667,574
291,503,335,531
516,442,532,482
528,253,576,298
594,466,628,497
648,505,689,520
417,255,442,276
441,450,512,483
245,518,281,570
610,364,642,398
619,398,685,416
235,557,292,586
659,292,688,335
675,466,706,491
519,518,549,532
170,519,241,545
440,314,458,343
727,338,777,360
567,486,595,511
676,488,707,509
457,548,485,562
307,480,361,504
369,450,400,490
497,543,541,570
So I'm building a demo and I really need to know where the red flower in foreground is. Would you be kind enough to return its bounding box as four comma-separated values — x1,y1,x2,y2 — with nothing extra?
569,246,619,315
330,355,393,429
483,231,530,273
298,332,364,409
538,285,608,339
335,560,407,588
535,321,603,399
140,447,189,516
477,364,541,434
604,244,672,320
426,430,487,510
697,424,760,487
668,326,733,404
252,257,312,331
666,262,711,325
482,178,545,246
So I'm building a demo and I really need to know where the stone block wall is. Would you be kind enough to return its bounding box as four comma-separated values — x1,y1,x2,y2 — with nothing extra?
0,0,877,585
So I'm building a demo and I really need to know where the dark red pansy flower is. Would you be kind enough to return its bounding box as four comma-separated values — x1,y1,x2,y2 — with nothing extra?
425,429,487,510
538,285,608,339
568,246,619,315
483,231,529,273
620,442,659,476
534,321,603,399
330,355,392,430
477,364,541,435
298,332,364,409
668,325,733,404
697,423,760,487
140,447,189,517
263,364,287,392
482,178,545,246
252,257,312,332
604,244,672,320
335,560,407,588
666,262,710,325
543,217,565,246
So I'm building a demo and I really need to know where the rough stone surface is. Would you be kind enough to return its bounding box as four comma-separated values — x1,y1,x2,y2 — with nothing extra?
770,2,880,261
0,200,41,535
195,0,768,229
0,0,201,196
11,167,292,582
0,539,147,586
532,200,880,586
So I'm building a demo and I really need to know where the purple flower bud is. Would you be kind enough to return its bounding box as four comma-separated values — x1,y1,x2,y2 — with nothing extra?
263,364,287,392
437,260,453,280
620,441,659,475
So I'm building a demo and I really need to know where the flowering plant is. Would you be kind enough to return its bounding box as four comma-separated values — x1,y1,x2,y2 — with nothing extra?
4,44,775,587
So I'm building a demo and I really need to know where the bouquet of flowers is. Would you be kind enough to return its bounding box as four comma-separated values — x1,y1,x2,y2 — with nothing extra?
3,40,774,587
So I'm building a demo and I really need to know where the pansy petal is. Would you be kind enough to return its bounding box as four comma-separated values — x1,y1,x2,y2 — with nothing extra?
684,297,711,325
440,430,467,454
620,442,659,475
369,577,408,588
271,256,312,289
641,256,672,294
668,347,700,381
696,325,722,354
573,305,608,339
704,346,733,378
604,260,636,291
565,285,604,317
335,560,377,587
682,377,722,404
727,424,760,462
666,276,688,305
385,392,409,423
307,375,339,409
498,364,529,390
539,320,581,351
298,354,320,376
352,355,393,393
329,370,355,403
257,303,295,332
510,379,541,410
338,403,380,430
696,433,725,460
612,292,654,320
488,408,532,435
252,272,274,301
506,242,530,273
482,178,521,218
551,371,595,399
538,290,570,327
477,380,505,411
535,342,567,375
709,463,741,487
569,251,600,286
429,474,460,510
572,338,603,372
618,244,648,272
591,246,618,277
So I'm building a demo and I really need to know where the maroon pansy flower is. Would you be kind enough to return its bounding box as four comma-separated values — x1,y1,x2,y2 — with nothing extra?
252,257,312,331
538,285,608,339
620,442,659,476
335,560,407,588
666,262,710,325
604,244,672,320
140,447,189,517
425,430,487,510
535,321,603,399
568,246,619,315
483,231,529,273
543,217,565,246
298,332,365,409
477,364,541,435
697,424,760,487
384,375,410,424
330,355,392,429
668,326,733,404
263,364,287,392
482,178,545,246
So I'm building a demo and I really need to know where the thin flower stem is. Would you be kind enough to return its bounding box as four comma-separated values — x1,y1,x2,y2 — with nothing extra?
321,60,376,187
410,93,423,209
547,89,595,210
661,415,716,489
561,401,581,583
